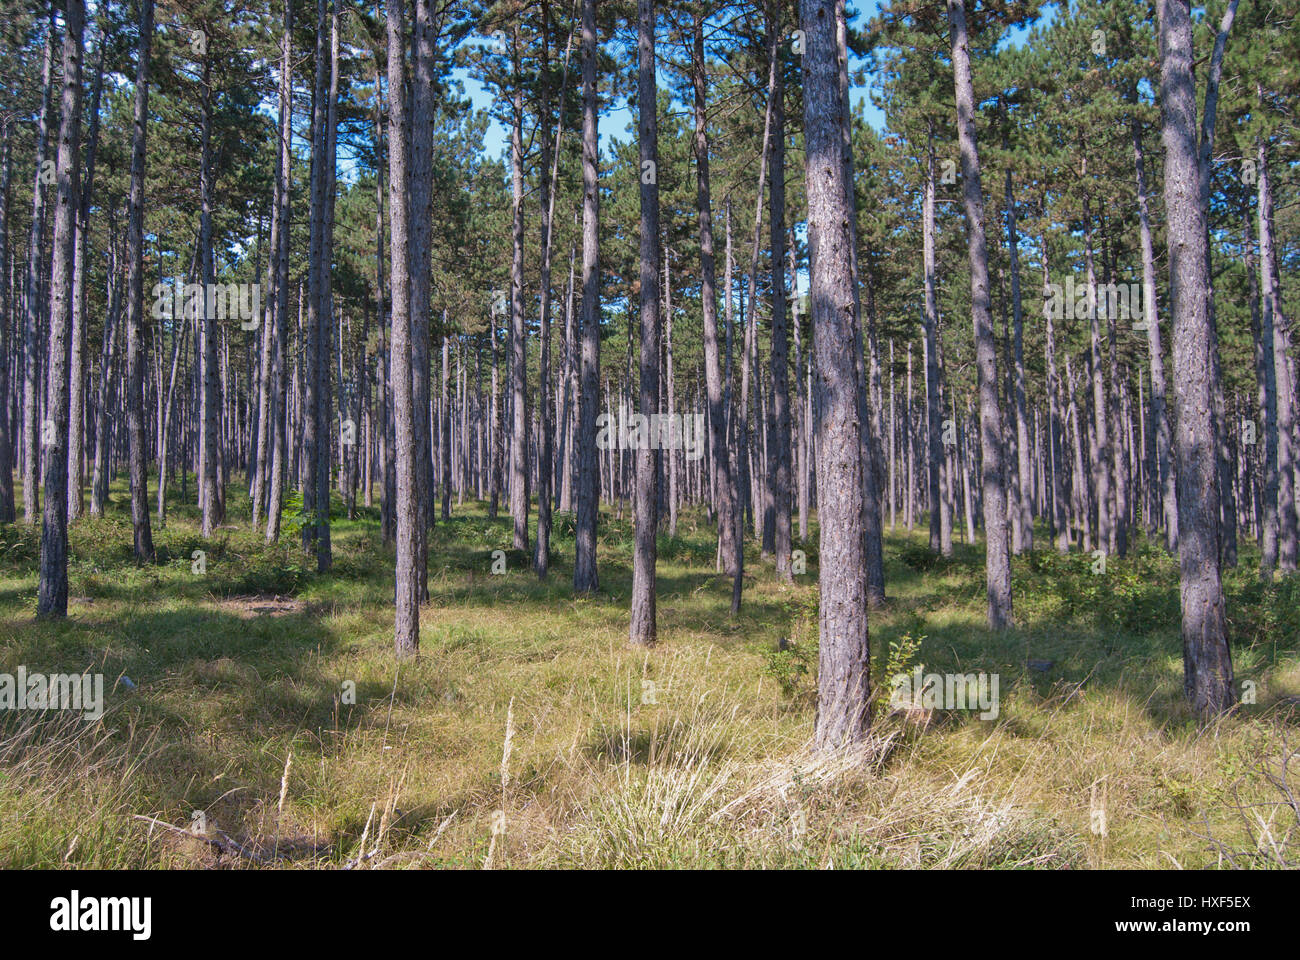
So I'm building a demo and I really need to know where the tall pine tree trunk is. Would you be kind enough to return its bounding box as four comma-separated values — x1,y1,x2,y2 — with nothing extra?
124,0,154,562
38,0,83,617
23,11,55,526
802,0,870,749
949,0,1011,629
573,0,601,594
629,0,660,647
1157,0,1234,718
387,0,420,656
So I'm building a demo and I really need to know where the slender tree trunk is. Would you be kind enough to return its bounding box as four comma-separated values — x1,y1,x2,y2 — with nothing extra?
693,15,736,579
573,0,601,594
198,43,221,538
922,130,946,555
0,120,15,523
768,0,792,581
23,11,55,526
409,0,435,599
629,0,660,647
1003,159,1032,552
387,0,420,656
1131,106,1177,549
38,0,83,617
949,0,1011,629
124,0,154,562
1259,138,1296,572
67,30,103,522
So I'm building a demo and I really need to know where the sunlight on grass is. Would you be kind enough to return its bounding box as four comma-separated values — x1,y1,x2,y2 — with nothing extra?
0,476,1297,868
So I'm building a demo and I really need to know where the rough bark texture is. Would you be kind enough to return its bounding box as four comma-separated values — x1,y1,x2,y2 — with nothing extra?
1132,107,1178,549
266,0,293,544
768,0,792,582
388,0,420,657
124,0,154,563
1259,139,1296,572
507,28,529,554
1157,0,1234,719
573,0,600,595
691,13,737,580
629,0,660,647
24,14,55,526
949,0,1011,630
801,0,871,750
38,0,83,617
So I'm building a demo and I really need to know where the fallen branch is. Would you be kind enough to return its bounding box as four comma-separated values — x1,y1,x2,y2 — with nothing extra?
132,814,268,864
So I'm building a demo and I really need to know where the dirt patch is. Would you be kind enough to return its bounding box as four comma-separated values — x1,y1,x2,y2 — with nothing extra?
218,596,305,619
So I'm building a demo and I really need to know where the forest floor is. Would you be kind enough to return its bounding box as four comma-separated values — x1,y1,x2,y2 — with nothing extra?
1,478,1298,869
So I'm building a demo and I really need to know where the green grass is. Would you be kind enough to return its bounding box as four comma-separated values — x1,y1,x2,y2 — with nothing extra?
0,474,1297,869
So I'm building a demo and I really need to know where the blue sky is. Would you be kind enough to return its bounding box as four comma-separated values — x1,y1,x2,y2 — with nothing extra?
453,1,891,161
455,1,1047,161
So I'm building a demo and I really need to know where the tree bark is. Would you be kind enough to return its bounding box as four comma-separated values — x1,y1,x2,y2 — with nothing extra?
573,0,601,594
802,0,870,749
39,0,83,617
124,0,154,562
387,0,421,656
949,0,1011,630
1157,0,1234,718
629,0,660,647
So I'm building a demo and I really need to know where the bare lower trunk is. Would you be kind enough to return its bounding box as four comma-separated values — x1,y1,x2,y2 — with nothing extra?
629,0,660,647
573,0,600,594
949,0,1011,630
802,0,870,749
124,0,154,562
39,0,83,617
1157,0,1234,718
387,0,420,656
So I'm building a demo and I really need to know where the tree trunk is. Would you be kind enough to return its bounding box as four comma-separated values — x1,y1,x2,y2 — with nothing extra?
38,0,83,617
1258,138,1296,572
1157,0,1234,718
573,0,601,594
67,30,103,522
629,0,660,647
124,0,154,562
949,0,1011,630
387,0,420,657
802,0,870,749
922,129,946,555
23,11,55,526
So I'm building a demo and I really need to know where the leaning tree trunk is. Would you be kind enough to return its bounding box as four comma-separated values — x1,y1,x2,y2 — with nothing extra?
949,0,1011,629
38,0,83,617
629,0,660,648
1157,0,1234,719
802,0,870,750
